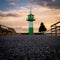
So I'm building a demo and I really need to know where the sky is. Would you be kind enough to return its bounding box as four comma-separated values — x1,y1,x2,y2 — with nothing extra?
0,0,60,33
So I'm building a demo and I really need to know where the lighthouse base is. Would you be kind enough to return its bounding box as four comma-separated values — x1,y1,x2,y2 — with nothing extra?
28,27,34,35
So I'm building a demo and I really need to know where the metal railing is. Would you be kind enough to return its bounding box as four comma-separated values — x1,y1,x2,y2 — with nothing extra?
0,25,16,35
51,21,60,35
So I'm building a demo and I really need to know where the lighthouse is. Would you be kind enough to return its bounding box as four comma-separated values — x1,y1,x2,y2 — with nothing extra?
27,8,35,35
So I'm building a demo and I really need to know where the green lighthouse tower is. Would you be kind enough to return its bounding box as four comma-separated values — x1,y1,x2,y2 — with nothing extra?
27,9,35,35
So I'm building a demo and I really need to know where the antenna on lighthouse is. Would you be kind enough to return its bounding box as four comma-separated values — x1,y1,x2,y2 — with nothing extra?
30,6,32,14
29,0,33,14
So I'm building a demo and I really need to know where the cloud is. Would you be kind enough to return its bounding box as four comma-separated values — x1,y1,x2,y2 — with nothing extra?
0,12,18,17
6,0,20,5
32,0,60,9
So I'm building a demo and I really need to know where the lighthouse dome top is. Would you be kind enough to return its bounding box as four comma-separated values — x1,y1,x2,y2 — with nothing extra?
28,13,34,16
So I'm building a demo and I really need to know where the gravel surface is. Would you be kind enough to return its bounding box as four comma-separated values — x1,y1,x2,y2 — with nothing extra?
0,35,60,60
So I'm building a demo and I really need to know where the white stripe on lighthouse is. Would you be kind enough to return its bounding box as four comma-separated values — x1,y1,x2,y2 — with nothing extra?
29,22,33,27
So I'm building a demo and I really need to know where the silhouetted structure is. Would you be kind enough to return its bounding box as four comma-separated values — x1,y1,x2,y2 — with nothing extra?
51,21,60,35
0,25,16,36
39,22,47,34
